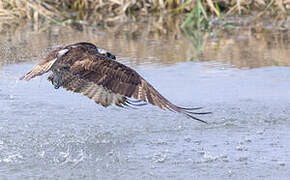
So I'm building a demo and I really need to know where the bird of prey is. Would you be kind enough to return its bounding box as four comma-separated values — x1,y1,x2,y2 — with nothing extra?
20,42,210,123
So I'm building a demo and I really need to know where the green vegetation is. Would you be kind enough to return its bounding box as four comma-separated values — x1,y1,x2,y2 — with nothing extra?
182,0,208,56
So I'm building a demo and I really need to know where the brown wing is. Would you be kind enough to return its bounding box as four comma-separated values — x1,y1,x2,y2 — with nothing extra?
20,48,62,81
21,42,210,123
65,55,210,123
49,68,129,108
20,42,96,81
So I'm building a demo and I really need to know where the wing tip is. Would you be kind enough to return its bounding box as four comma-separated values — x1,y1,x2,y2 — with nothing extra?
19,74,28,81
19,73,33,81
174,106,211,124
19,75,25,81
185,113,209,124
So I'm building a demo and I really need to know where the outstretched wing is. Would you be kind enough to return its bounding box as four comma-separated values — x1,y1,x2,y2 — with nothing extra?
48,68,129,108
20,58,57,81
20,42,97,81
20,42,210,123
60,54,210,123
20,48,65,81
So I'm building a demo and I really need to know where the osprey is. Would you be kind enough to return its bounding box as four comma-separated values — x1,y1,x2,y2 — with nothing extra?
20,42,211,123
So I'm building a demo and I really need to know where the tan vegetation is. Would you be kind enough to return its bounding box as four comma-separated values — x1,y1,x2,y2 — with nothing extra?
0,0,288,25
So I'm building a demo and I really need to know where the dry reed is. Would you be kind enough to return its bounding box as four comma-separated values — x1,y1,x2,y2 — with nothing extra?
0,0,288,25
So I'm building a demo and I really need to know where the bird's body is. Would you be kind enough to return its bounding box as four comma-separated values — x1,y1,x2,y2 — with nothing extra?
21,42,210,123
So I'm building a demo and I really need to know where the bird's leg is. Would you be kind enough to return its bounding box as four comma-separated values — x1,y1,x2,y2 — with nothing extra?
51,69,62,89
53,70,62,89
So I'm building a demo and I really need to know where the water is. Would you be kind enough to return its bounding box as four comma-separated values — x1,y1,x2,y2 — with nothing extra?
0,22,290,179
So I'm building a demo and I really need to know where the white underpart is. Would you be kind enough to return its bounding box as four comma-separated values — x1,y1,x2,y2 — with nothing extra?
57,49,69,59
97,48,108,55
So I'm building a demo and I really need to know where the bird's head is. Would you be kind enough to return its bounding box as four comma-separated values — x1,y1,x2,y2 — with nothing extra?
97,48,116,60
63,42,116,60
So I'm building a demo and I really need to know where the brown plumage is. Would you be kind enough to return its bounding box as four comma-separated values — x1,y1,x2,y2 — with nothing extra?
20,42,211,123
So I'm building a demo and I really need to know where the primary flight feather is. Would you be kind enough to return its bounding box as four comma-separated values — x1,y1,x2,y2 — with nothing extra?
20,42,211,123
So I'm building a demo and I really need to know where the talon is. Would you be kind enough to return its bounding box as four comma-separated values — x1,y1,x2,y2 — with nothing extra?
53,81,61,89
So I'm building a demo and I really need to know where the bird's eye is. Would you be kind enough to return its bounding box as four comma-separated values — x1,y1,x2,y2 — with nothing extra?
105,52,116,60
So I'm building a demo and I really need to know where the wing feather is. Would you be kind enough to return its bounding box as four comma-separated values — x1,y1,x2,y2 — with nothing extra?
72,56,210,123
20,58,57,81
21,42,210,123
54,69,127,108
20,48,65,81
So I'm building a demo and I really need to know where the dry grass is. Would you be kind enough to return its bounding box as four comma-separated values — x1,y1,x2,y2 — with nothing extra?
0,0,288,26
